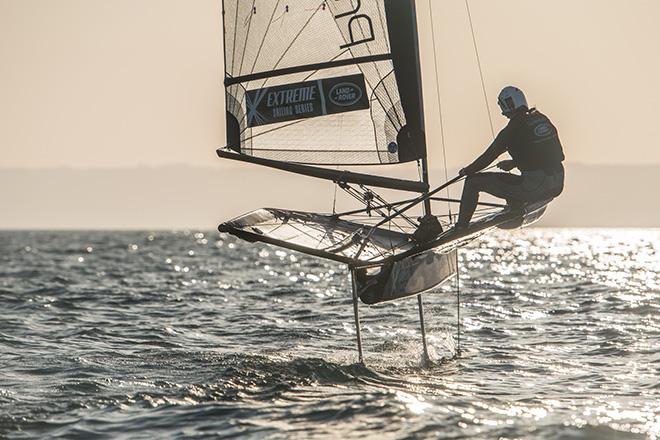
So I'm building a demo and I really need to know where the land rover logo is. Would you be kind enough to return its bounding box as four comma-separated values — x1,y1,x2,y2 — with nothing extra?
329,82,363,107
534,123,552,137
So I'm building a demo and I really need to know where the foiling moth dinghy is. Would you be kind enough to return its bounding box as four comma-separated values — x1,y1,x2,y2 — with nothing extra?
217,0,554,363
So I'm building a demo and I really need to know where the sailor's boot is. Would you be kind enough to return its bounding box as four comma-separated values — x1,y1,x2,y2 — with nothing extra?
412,215,444,243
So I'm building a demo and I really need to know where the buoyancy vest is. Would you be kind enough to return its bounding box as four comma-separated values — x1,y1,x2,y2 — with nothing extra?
499,109,565,172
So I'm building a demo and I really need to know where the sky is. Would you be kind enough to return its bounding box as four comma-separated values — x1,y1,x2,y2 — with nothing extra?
2,0,660,171
1,0,659,229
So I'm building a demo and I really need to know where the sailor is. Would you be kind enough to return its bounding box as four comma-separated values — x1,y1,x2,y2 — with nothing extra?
456,86,565,228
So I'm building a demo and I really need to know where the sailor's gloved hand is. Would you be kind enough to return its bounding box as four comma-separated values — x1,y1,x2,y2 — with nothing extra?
497,160,516,171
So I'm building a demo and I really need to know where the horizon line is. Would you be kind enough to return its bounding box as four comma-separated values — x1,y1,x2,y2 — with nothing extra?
1,162,659,172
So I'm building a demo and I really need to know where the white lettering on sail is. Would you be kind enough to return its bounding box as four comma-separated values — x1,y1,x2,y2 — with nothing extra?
335,0,375,49
264,85,319,119
272,106,293,118
271,103,316,119
267,86,317,107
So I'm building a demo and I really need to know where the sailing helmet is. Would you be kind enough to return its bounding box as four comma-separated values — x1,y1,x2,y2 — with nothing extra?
497,86,528,115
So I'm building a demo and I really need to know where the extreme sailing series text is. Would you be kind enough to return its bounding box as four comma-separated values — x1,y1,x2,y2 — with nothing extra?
267,85,318,118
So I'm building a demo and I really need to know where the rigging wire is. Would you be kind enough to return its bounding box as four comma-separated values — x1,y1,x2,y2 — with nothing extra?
465,0,496,139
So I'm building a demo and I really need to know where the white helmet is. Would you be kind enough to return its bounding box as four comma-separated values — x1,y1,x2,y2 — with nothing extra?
498,86,528,115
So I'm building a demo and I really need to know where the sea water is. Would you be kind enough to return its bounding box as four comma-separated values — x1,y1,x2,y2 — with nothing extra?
0,230,658,439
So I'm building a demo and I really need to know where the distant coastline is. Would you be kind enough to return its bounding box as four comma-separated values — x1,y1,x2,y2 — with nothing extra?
1,164,658,229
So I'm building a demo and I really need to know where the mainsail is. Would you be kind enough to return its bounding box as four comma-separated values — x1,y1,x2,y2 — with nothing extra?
222,0,427,168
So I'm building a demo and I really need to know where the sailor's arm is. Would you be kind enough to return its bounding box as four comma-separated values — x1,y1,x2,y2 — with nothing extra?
496,159,516,171
460,140,506,176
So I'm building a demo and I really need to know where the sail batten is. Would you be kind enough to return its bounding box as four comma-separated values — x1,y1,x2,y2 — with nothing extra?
225,53,393,86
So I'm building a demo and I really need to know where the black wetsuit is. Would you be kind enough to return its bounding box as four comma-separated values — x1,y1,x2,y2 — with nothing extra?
457,108,565,226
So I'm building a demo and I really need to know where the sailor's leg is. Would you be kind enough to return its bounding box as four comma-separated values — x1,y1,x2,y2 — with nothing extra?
417,294,430,364
457,175,482,226
457,172,524,225
350,270,364,364
478,172,526,202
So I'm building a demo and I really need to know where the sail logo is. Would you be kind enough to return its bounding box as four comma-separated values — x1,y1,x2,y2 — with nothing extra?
246,74,369,128
334,0,375,49
329,83,363,107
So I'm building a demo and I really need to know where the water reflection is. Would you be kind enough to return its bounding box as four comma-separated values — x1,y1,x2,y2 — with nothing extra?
0,229,657,439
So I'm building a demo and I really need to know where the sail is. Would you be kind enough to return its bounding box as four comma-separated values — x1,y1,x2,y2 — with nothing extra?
219,208,416,264
219,202,534,267
222,0,427,166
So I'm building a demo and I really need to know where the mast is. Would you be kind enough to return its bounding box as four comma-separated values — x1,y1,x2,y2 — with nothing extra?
409,0,432,214
385,0,432,363
411,0,432,364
